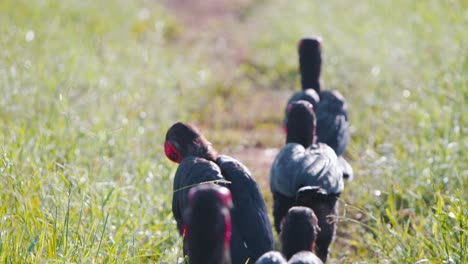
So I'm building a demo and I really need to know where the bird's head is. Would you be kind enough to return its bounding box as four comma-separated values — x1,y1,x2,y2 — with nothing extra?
185,184,232,264
285,100,317,148
188,183,233,209
164,122,218,163
281,206,320,260
298,36,322,91
295,186,337,216
298,36,322,52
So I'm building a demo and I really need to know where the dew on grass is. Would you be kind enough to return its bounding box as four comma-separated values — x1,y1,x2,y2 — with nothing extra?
145,171,154,183
447,142,458,150
448,212,455,219
402,89,410,98
80,176,87,184
99,77,108,88
24,60,31,69
443,257,456,264
392,103,401,112
10,66,17,77
138,8,150,21
371,66,380,76
25,30,35,42
58,63,65,73
198,69,209,81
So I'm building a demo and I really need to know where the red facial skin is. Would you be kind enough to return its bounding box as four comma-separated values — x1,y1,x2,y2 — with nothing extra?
223,209,232,249
164,141,181,163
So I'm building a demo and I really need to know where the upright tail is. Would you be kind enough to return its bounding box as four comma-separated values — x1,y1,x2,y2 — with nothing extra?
298,37,322,93
295,186,339,263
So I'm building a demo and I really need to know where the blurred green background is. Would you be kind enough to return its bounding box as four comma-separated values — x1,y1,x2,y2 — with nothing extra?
0,0,466,262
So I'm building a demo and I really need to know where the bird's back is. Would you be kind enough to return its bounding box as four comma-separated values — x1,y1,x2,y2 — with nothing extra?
217,155,275,263
172,157,225,235
316,90,350,156
270,143,344,198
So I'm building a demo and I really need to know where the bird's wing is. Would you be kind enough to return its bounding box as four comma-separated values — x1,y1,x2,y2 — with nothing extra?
270,144,306,197
316,109,350,156
272,191,296,234
172,156,225,235
316,91,350,156
217,155,275,261
270,144,307,233
302,144,344,194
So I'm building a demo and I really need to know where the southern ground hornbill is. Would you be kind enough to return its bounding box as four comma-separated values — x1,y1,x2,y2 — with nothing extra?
270,100,343,262
284,36,353,180
255,206,323,264
281,207,321,262
165,122,274,264
184,184,233,264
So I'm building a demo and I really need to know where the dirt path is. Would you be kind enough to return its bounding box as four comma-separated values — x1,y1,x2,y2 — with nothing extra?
162,0,282,190
163,0,251,66
162,1,356,259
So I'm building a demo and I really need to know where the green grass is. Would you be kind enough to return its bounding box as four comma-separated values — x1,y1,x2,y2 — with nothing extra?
1,0,467,263
0,0,215,262
240,0,467,263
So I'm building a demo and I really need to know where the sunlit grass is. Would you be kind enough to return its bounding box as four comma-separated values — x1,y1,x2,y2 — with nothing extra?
240,0,467,262
0,0,215,262
1,0,467,263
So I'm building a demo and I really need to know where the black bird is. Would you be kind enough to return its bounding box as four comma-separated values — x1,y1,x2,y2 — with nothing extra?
280,206,320,260
165,122,275,264
295,187,338,263
184,184,233,264
283,37,322,129
255,251,287,264
288,251,323,264
284,36,353,180
270,101,343,262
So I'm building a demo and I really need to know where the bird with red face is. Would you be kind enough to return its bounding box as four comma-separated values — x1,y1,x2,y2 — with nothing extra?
184,184,233,264
165,122,275,264
270,100,343,262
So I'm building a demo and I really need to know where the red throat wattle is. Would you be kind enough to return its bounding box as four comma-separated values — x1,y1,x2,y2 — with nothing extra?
164,141,181,163
223,210,232,250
